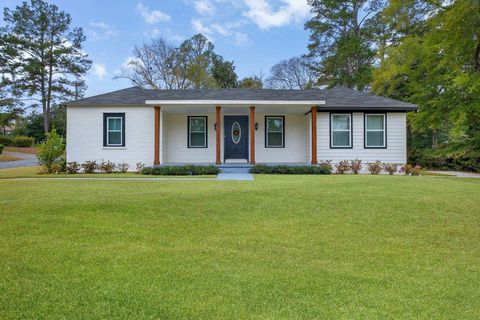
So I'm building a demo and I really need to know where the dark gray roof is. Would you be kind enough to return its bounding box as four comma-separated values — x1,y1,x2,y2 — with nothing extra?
66,85,417,111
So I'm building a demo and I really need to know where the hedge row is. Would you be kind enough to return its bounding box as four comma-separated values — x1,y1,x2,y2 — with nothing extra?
141,165,220,176
0,135,34,147
249,164,332,175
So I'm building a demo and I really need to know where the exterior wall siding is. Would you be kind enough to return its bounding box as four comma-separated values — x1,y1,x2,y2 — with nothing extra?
317,112,407,163
66,106,155,169
163,113,216,163
254,113,309,163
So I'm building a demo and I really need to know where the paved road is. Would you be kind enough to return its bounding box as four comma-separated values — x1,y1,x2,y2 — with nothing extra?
426,170,480,178
0,151,38,169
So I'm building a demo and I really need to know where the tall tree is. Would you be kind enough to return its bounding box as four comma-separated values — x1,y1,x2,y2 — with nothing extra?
117,34,237,89
211,54,238,88
238,76,263,89
0,0,91,134
267,56,316,89
373,0,480,170
305,0,384,90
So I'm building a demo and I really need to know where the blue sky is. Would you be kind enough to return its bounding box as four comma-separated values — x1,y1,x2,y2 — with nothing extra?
1,0,313,96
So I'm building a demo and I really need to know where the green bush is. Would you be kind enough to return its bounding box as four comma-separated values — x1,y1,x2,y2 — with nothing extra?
0,144,3,154
12,136,34,147
0,135,12,146
250,165,331,174
141,165,220,176
37,130,65,173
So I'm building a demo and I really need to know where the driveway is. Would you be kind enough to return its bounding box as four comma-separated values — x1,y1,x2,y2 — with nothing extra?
0,151,38,169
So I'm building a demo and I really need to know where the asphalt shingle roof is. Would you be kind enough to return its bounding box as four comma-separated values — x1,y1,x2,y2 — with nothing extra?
65,85,417,111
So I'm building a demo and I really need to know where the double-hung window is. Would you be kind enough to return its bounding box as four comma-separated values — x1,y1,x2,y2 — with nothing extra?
188,116,207,148
330,113,352,148
103,113,125,147
265,116,285,148
365,114,386,148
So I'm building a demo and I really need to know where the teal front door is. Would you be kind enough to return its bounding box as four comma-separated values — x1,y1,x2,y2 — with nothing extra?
224,116,249,161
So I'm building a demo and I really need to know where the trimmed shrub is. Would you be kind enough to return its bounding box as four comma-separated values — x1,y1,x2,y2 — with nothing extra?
37,130,65,173
0,144,3,155
81,161,97,173
383,163,398,175
350,158,362,174
0,135,12,146
99,160,116,173
66,161,81,174
336,160,350,174
412,165,422,176
12,136,34,147
318,160,333,174
249,165,331,174
117,163,129,173
367,161,383,174
141,165,220,176
399,164,422,175
136,162,146,174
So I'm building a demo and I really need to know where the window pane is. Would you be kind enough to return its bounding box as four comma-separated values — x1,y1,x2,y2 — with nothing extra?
108,132,121,145
367,115,384,130
267,118,283,132
367,131,384,147
108,118,121,131
268,132,283,147
190,118,205,131
190,132,205,147
332,115,350,130
332,131,350,147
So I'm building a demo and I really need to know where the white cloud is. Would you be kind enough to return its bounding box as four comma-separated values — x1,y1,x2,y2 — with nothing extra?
194,0,215,15
243,0,311,30
93,63,107,79
136,3,171,24
233,32,249,46
191,19,212,34
87,21,117,41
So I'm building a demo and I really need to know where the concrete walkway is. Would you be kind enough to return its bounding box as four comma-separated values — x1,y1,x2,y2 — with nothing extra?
0,151,38,169
426,170,480,178
216,173,254,181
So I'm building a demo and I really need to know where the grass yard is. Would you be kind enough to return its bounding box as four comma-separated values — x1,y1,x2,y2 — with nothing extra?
1,175,479,319
0,154,22,162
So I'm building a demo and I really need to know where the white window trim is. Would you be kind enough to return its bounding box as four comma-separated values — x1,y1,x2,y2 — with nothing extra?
330,113,352,148
266,116,284,148
365,114,386,148
106,117,123,146
189,116,207,148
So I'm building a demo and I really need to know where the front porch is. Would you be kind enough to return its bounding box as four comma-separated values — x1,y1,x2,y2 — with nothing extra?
151,104,320,166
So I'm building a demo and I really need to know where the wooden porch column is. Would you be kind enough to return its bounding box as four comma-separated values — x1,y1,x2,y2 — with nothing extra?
154,106,161,165
250,106,256,164
215,106,221,165
311,106,318,165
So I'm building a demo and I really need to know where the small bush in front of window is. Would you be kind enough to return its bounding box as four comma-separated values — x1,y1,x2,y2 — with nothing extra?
66,161,81,174
350,158,362,174
383,163,399,175
141,165,220,176
81,161,97,173
136,162,145,174
117,163,129,173
318,161,333,174
367,161,383,174
335,160,350,174
99,160,116,173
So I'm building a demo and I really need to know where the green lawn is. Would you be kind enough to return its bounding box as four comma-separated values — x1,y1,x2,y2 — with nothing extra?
1,175,479,319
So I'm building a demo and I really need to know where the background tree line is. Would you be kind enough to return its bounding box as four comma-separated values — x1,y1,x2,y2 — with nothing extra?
1,0,478,171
